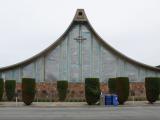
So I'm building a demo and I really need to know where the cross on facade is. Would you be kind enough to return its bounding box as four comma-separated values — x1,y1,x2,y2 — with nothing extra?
74,32,86,82
74,35,86,42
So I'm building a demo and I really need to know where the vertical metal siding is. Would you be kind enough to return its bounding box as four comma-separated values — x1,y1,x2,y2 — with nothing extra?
2,24,160,82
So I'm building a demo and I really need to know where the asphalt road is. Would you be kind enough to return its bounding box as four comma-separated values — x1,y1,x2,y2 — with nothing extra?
0,106,160,120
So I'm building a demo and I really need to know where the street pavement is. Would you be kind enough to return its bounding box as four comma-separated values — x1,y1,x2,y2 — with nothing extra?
0,106,160,120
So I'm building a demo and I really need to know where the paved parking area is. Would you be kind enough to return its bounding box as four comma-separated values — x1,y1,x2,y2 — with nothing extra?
0,106,160,120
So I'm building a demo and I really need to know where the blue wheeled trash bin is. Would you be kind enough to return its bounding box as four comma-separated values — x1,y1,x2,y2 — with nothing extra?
112,94,119,106
105,94,112,105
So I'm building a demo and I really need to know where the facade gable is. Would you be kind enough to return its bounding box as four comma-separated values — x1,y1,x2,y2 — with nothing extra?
0,9,160,83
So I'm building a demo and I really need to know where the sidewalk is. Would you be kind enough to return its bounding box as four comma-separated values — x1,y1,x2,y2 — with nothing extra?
0,101,160,107
0,102,87,107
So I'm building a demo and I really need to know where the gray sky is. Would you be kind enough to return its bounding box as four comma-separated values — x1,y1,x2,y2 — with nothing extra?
0,0,160,67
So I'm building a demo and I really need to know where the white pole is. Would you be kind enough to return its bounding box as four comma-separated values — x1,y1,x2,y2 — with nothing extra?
37,89,39,103
132,96,135,105
16,97,18,107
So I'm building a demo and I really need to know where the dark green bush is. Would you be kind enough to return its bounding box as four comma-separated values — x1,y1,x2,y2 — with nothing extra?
0,78,4,101
22,78,36,105
57,80,68,101
5,80,16,101
108,78,116,94
85,78,101,105
116,77,129,104
145,77,160,104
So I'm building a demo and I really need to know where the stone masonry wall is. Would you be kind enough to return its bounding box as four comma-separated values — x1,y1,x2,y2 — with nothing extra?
15,82,145,101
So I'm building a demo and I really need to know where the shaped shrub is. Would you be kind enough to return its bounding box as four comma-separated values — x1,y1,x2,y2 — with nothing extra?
145,77,160,104
116,77,129,104
22,78,36,105
85,78,101,105
57,80,68,101
5,80,16,101
108,78,116,94
0,78,4,101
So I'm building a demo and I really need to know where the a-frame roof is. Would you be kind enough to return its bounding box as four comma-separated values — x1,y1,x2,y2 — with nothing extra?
0,9,160,72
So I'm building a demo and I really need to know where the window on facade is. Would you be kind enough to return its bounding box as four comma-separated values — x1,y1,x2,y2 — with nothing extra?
78,12,83,16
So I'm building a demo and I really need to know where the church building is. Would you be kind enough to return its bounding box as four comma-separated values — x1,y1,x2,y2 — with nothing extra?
0,9,160,99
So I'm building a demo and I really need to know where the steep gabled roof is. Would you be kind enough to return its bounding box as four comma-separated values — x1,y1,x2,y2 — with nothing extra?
0,9,160,72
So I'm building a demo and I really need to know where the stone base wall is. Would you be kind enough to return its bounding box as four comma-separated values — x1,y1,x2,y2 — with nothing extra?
15,82,145,101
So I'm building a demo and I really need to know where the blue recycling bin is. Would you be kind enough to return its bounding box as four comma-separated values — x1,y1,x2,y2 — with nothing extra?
112,94,119,106
105,94,112,105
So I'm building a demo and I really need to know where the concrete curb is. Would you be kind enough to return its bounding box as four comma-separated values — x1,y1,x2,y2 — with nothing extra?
0,101,160,107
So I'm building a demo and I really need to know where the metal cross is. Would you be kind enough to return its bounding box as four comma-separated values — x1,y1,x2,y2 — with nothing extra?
74,35,86,42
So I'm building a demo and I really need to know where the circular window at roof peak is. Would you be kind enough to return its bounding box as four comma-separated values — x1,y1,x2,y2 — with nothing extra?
78,12,83,16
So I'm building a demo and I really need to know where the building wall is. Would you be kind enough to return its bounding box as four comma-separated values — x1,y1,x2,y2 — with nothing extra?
1,23,160,83
15,82,145,101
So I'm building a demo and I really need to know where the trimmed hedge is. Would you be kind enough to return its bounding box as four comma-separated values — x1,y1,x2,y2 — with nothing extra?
57,80,68,101
85,78,101,105
5,80,16,101
116,77,129,104
0,78,4,101
145,77,160,104
22,78,36,105
108,78,116,94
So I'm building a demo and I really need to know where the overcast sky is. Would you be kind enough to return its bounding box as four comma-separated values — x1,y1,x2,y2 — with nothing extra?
0,0,160,67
